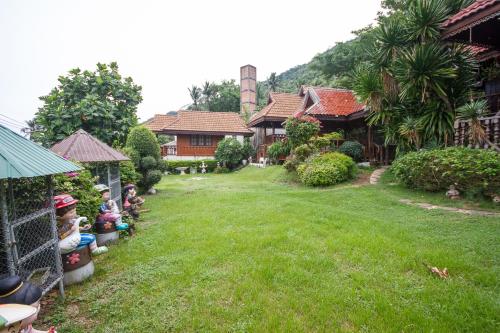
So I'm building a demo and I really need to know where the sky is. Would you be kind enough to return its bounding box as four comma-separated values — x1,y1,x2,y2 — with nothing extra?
0,0,382,131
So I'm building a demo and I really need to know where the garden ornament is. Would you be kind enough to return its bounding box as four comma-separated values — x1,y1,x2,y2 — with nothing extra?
0,276,56,332
95,184,129,231
54,194,108,255
200,161,207,174
445,185,460,200
122,184,144,220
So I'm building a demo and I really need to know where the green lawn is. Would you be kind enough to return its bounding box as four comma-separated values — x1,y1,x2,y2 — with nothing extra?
48,167,499,332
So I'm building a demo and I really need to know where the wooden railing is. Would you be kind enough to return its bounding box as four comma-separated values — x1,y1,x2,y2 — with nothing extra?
454,114,500,149
161,145,177,156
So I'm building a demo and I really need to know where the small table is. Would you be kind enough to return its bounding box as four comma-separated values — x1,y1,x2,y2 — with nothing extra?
176,167,188,175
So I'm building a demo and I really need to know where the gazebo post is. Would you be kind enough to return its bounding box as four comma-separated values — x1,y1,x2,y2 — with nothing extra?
46,175,65,298
0,179,15,276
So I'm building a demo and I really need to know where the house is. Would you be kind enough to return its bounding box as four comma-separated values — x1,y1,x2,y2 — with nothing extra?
441,0,500,148
145,110,253,160
247,86,387,162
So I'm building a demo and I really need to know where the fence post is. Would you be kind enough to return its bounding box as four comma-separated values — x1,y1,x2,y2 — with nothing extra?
46,176,65,298
0,179,15,276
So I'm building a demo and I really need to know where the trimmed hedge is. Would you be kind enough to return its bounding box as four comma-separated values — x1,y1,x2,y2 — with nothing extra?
167,160,218,173
391,147,500,196
297,152,356,187
338,141,364,162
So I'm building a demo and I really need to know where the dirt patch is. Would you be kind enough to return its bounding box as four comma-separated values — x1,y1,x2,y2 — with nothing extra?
352,171,371,186
399,199,500,217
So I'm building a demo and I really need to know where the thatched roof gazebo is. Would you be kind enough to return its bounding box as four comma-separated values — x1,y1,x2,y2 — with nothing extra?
0,124,81,297
51,129,130,208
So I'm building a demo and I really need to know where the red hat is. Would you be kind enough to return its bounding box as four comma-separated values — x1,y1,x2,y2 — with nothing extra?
54,194,78,210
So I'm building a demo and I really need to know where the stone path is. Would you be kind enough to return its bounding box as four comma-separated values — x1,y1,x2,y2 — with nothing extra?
369,166,389,185
399,199,500,217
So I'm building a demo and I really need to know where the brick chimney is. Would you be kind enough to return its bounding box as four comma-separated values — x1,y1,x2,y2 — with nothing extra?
240,65,257,114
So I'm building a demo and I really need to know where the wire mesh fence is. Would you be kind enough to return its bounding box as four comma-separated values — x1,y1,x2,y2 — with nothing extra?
0,176,64,296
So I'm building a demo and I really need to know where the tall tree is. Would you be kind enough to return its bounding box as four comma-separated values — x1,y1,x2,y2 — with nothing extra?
267,72,279,92
33,62,142,147
188,85,202,110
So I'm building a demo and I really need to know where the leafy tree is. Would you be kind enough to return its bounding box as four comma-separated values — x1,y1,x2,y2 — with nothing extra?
33,62,142,147
284,117,320,148
267,72,279,92
202,81,215,111
242,137,256,159
125,126,163,192
210,80,240,112
188,85,202,110
157,134,172,145
215,138,243,169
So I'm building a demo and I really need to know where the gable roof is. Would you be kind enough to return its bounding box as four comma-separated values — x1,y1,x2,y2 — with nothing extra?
248,93,303,127
301,87,365,117
143,114,178,132
0,124,81,179
160,111,253,136
50,129,129,163
443,0,499,28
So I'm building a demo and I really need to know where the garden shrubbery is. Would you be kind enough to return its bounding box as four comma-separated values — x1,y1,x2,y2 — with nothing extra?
338,141,364,162
297,152,356,187
215,138,243,169
391,147,500,196
267,140,291,161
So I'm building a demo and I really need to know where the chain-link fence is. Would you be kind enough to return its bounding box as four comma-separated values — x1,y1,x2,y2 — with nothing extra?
92,162,122,209
0,176,64,296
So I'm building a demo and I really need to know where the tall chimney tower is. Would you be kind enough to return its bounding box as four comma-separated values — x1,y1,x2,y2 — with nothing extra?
240,65,257,114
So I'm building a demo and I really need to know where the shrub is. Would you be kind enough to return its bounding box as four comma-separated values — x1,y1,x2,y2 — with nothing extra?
284,117,320,148
215,138,243,169
338,141,364,162
242,138,256,160
214,166,230,174
297,152,356,187
391,147,500,196
283,144,316,173
167,160,218,173
126,126,162,191
324,132,343,141
268,140,291,160
53,169,101,219
309,136,331,150
120,160,141,186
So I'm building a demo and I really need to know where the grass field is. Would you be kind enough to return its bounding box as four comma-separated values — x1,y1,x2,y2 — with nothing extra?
47,167,499,332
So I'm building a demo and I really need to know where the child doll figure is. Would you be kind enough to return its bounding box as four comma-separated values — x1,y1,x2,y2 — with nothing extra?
94,184,128,231
122,184,145,220
54,194,108,255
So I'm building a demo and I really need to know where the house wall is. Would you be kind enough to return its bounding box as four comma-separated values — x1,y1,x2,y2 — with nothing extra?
176,134,224,157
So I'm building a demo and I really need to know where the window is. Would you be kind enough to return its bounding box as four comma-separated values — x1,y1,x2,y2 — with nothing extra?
190,135,212,146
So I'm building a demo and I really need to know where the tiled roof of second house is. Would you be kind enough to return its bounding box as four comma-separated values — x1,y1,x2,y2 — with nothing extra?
162,111,253,135
442,0,499,28
304,87,365,117
248,92,304,126
143,114,178,132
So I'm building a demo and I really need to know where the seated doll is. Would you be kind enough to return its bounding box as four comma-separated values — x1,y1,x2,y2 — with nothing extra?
54,194,108,256
94,184,129,231
0,275,56,333
122,184,145,220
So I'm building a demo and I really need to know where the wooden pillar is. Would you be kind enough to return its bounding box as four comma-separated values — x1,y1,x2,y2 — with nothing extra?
367,125,372,161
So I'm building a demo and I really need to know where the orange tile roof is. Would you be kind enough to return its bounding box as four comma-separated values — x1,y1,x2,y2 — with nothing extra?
162,110,253,135
303,87,365,117
442,0,498,28
248,92,304,126
143,114,177,132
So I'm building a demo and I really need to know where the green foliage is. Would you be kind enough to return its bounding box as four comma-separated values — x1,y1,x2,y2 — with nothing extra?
33,62,142,147
297,152,356,187
188,80,240,112
213,166,230,174
338,141,364,162
157,135,172,145
53,169,101,219
391,147,500,196
309,136,331,150
242,138,256,159
267,140,291,160
284,117,321,148
166,160,218,173
215,138,243,169
125,126,162,191
283,143,317,173
120,160,141,186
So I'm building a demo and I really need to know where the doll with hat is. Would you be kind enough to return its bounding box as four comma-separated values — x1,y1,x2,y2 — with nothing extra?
53,194,108,256
0,275,56,333
94,184,129,232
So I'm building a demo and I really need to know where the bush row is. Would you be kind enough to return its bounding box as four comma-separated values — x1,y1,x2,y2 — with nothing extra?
391,147,500,196
166,160,218,173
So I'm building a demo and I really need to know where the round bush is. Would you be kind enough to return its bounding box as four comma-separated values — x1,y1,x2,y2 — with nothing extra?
338,141,364,162
145,170,163,186
215,138,243,169
126,126,161,161
141,156,157,170
391,147,500,195
297,152,356,187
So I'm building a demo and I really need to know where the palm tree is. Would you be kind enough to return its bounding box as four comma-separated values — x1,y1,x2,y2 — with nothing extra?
267,72,279,92
202,81,215,111
352,63,384,113
407,0,449,43
398,116,423,149
457,100,500,152
188,85,202,110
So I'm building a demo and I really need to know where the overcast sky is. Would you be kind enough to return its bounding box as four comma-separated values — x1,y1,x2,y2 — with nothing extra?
0,0,382,131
